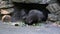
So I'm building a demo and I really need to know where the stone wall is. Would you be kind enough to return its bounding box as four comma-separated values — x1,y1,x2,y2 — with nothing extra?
0,0,60,25
46,3,60,25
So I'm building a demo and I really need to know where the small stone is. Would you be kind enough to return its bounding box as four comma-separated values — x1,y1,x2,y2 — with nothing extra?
15,24,19,26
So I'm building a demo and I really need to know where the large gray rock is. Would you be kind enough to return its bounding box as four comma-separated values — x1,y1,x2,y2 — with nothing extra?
0,0,14,8
1,8,14,14
48,14,58,21
46,3,60,14
46,3,60,21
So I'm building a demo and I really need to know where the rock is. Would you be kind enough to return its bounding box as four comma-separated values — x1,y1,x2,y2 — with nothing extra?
1,8,14,14
46,3,60,22
47,0,57,4
25,0,40,3
55,21,60,25
57,15,60,21
39,0,57,4
0,0,14,8
52,21,60,27
46,3,60,14
55,11,60,15
0,0,14,15
12,0,40,3
12,0,57,4
48,14,58,22
2,15,11,22
12,0,25,2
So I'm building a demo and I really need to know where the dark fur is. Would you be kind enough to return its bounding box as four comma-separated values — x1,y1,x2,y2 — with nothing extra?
25,10,46,25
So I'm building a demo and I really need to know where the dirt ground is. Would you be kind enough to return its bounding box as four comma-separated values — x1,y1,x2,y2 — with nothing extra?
0,21,60,34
